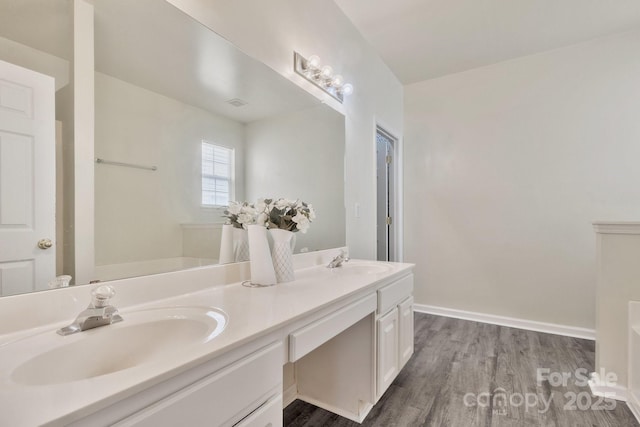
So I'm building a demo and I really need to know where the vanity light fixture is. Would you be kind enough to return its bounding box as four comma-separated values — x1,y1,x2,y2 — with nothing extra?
294,52,353,103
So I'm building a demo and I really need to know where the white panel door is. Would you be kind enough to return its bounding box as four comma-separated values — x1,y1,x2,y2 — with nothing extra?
0,59,55,296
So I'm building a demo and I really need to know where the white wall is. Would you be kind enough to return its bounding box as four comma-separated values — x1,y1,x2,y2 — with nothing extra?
94,72,245,266
0,41,69,140
245,104,346,252
166,0,404,260
55,81,75,281
404,30,640,329
0,36,69,91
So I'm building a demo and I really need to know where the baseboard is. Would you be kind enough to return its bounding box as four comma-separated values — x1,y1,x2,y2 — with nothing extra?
414,304,596,340
627,391,640,423
282,384,298,408
297,394,372,423
588,377,628,402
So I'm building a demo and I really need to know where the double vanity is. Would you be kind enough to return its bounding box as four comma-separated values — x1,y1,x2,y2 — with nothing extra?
0,249,414,426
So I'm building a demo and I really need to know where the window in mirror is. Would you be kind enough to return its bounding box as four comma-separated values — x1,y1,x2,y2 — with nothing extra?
201,142,233,207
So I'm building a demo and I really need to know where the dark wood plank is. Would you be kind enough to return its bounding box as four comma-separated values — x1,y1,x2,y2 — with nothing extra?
284,313,639,427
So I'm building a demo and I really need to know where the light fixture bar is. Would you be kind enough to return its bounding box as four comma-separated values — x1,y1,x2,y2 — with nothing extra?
294,52,353,103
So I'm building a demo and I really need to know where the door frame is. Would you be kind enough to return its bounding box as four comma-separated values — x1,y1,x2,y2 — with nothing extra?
373,120,403,262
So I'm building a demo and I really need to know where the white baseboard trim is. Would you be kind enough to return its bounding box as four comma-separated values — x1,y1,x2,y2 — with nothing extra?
627,391,640,423
282,384,298,408
414,304,596,340
297,394,372,423
588,378,628,402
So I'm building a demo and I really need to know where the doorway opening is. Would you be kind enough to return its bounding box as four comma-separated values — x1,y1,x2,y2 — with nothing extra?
376,126,399,262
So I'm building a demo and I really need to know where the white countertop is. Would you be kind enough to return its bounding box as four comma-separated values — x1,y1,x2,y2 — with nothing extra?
0,260,413,426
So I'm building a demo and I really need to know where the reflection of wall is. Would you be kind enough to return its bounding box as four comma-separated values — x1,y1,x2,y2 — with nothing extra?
0,36,70,90
181,223,223,259
94,256,215,282
166,0,404,260
95,72,245,265
55,121,64,275
245,104,345,252
55,79,74,280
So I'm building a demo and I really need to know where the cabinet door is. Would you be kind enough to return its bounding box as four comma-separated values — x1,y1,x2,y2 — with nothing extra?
234,394,282,427
377,308,399,399
398,297,414,370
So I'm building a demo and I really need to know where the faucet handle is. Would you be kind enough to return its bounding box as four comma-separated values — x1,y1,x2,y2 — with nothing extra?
91,285,116,308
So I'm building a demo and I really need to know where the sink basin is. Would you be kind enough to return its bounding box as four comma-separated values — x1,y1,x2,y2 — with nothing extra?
331,261,395,275
9,306,227,386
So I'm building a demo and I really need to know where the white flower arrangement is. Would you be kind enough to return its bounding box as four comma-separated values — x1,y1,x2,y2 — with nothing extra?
223,201,258,229
258,198,316,234
225,198,316,233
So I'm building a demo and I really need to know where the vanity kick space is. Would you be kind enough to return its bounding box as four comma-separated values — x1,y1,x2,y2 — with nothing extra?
287,279,414,423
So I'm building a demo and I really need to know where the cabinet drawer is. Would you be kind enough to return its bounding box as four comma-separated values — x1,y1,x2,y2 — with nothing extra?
377,274,413,315
115,342,282,427
234,394,282,427
289,293,377,362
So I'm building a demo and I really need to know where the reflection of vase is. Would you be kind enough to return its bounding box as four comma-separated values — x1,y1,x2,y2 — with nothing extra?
219,224,234,264
247,225,277,285
269,229,296,283
233,228,250,262
48,275,72,289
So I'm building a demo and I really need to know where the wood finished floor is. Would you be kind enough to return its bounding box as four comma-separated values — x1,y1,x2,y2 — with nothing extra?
284,313,639,427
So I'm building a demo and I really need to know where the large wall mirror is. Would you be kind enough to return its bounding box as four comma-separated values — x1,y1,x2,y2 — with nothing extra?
0,0,346,297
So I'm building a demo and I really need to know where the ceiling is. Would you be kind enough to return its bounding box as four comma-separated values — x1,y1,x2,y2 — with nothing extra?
334,0,640,84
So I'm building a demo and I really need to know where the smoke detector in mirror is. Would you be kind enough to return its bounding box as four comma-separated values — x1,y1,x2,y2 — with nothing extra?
226,98,248,107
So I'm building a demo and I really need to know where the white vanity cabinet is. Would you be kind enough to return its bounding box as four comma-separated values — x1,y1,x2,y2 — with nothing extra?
289,272,415,422
234,394,283,427
0,256,416,427
376,274,414,399
72,342,283,427
398,295,415,369
377,306,399,396
628,302,640,422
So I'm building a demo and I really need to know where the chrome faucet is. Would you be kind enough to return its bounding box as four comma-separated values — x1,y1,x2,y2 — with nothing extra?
327,250,350,268
57,285,123,336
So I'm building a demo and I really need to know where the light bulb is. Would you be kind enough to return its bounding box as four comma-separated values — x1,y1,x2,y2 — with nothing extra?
341,83,354,96
307,55,321,69
320,65,334,79
331,75,344,88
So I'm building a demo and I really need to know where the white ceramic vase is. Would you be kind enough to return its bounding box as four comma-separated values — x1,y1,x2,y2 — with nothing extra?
218,224,234,264
247,225,277,286
269,229,296,283
233,227,250,262
47,275,72,289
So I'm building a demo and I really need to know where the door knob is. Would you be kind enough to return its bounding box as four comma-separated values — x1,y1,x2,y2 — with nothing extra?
37,238,53,249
